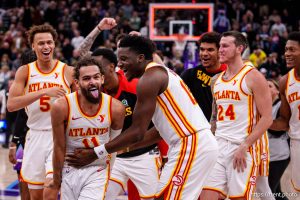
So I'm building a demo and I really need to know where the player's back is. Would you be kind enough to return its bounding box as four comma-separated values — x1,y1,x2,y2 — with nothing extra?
146,62,210,145
24,60,70,130
65,92,112,167
285,68,300,139
213,64,257,144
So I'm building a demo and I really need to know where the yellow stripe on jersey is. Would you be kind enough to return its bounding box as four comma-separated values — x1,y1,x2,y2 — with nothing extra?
165,137,188,199
108,96,112,125
61,64,71,93
157,97,186,138
164,90,196,135
75,91,104,119
34,60,59,75
247,96,254,135
179,81,197,105
239,68,254,96
175,134,198,200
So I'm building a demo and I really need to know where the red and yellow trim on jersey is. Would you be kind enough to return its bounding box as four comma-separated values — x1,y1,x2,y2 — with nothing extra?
259,132,269,176
239,68,254,96
285,70,292,98
179,80,197,105
34,60,59,75
173,133,198,200
247,95,254,135
229,145,258,200
61,64,71,94
293,67,300,82
157,97,186,138
102,164,111,200
155,157,162,179
220,65,248,83
157,89,196,137
109,178,126,192
108,96,112,125
155,137,188,198
75,91,103,119
20,170,44,185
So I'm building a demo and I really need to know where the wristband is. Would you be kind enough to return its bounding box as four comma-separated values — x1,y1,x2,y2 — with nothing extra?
94,144,108,159
9,146,17,150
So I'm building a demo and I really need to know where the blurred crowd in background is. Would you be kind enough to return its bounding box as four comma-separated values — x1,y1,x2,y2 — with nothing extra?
0,0,299,137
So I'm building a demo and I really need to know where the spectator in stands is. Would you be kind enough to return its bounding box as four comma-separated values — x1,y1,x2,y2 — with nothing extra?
249,45,267,67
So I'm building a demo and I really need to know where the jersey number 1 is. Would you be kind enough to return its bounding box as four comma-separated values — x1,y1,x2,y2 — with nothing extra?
82,137,100,148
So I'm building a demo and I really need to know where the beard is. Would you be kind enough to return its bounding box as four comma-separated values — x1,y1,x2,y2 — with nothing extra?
80,86,101,104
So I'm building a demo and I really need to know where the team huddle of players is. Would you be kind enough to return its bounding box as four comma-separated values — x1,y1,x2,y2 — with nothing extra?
7,17,300,200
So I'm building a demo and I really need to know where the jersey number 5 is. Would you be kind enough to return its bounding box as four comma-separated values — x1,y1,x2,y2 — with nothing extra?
218,104,235,121
40,96,51,112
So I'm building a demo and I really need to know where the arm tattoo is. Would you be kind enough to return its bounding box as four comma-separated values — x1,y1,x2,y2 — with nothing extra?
78,28,101,58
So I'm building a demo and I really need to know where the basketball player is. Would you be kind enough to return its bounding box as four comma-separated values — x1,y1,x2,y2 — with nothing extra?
201,31,272,200
7,24,73,200
74,22,167,199
243,61,274,200
49,56,125,200
270,32,300,193
90,35,218,200
181,32,227,121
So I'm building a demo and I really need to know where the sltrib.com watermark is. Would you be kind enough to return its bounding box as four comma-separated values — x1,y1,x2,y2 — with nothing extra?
253,192,298,198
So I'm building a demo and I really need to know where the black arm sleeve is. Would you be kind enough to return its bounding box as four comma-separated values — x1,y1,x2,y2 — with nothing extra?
11,109,28,145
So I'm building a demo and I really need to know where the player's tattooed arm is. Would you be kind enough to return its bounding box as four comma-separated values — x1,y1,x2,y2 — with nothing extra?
210,74,220,134
78,18,117,57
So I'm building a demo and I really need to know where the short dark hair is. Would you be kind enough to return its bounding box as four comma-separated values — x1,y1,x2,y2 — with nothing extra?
222,31,248,50
92,48,118,67
199,32,221,48
27,24,58,44
20,50,37,65
74,56,104,80
118,35,155,60
288,32,300,45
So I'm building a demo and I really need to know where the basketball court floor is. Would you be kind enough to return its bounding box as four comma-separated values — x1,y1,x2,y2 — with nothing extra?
0,137,299,200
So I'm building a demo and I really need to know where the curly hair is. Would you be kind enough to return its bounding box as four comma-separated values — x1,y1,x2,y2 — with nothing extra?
74,56,104,80
27,24,58,45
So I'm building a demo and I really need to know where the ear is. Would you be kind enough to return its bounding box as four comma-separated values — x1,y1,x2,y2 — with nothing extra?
31,43,35,51
137,54,145,63
109,63,115,72
237,45,244,54
101,75,105,84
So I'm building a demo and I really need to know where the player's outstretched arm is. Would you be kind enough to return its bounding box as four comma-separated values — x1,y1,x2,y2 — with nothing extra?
94,67,167,158
7,66,66,112
50,97,69,189
269,75,290,131
78,18,117,57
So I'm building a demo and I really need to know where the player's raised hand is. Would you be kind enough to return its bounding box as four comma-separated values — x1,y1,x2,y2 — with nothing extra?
44,87,66,98
98,18,117,31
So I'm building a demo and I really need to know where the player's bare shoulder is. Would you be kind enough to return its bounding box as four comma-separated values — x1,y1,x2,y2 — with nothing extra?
63,65,75,83
51,96,69,119
245,68,268,90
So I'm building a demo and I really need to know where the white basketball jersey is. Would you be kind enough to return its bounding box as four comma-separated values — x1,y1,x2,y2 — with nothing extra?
285,68,300,139
24,60,71,130
146,62,210,145
214,65,257,144
65,92,112,167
